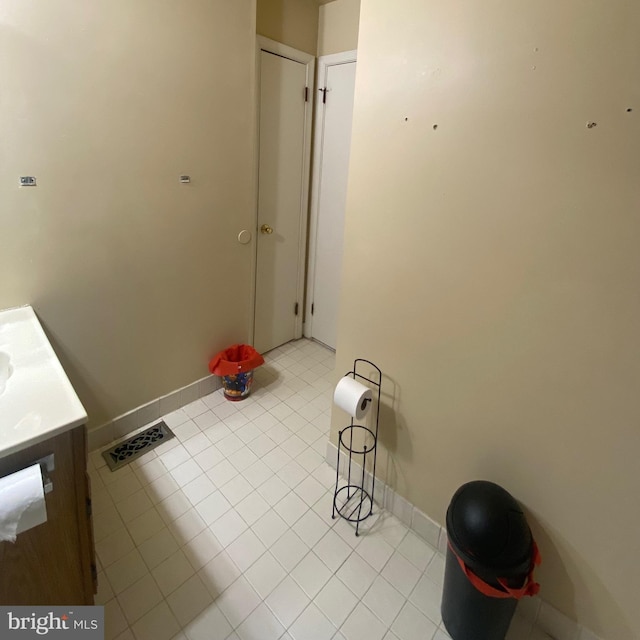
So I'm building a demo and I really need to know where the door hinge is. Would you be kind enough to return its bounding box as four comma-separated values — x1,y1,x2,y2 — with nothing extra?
295,302,299,316
311,303,314,315
90,563,98,583
319,87,328,104
304,86,309,102
86,497,92,518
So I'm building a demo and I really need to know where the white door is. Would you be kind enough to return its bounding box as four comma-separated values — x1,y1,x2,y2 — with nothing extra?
306,54,357,350
254,42,314,354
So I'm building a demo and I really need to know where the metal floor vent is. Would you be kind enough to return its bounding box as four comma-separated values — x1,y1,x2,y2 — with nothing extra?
102,421,174,471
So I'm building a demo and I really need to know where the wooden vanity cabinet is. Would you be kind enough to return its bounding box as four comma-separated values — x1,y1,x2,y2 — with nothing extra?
0,426,96,605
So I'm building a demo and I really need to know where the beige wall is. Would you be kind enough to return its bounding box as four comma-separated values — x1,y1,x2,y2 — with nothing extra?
257,0,319,55
335,1,640,638
318,0,360,56
0,0,257,428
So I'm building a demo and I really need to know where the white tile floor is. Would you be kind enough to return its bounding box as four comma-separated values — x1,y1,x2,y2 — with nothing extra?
90,339,537,640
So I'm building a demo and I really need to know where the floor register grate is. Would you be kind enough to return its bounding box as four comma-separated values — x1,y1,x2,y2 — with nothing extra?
101,421,175,471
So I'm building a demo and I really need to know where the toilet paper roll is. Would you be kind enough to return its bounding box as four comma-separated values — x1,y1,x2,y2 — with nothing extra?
334,376,373,420
0,463,47,543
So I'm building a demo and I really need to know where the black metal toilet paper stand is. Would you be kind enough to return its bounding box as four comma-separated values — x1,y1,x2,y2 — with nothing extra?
332,359,382,536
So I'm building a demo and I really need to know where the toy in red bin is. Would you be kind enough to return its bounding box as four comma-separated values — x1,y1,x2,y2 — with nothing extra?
208,344,264,401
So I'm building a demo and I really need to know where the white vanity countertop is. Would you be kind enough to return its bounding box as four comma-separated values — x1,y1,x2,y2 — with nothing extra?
0,305,87,458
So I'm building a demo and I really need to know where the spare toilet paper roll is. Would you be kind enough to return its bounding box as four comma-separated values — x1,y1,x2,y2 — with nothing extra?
334,376,373,420
0,463,47,543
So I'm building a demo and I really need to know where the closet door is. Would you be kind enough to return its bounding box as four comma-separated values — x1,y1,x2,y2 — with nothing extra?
306,53,357,350
254,40,314,354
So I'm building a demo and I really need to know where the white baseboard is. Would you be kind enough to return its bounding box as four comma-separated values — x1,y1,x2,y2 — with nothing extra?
324,440,602,640
87,374,221,451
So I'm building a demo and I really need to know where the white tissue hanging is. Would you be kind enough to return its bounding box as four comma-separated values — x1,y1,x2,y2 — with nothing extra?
0,463,47,543
333,376,373,420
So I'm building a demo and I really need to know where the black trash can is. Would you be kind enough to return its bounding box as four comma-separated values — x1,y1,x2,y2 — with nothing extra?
441,481,541,640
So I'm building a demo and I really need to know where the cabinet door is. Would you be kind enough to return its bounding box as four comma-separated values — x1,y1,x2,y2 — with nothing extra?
0,427,95,605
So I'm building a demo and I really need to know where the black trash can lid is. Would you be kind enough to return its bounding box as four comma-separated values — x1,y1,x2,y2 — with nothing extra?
446,481,532,576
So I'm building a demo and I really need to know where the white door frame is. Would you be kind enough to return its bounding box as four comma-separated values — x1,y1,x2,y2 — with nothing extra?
304,50,357,341
250,36,315,349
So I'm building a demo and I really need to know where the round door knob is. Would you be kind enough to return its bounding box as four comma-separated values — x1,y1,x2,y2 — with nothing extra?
261,224,274,235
